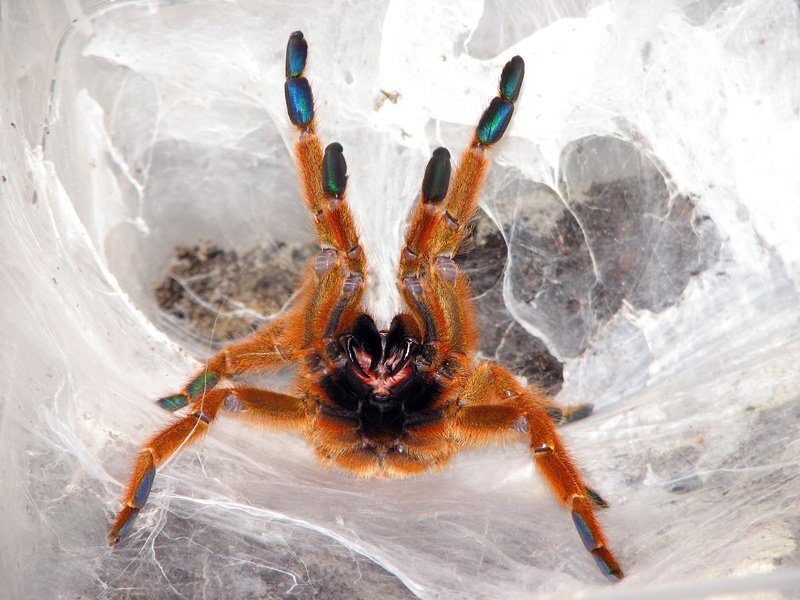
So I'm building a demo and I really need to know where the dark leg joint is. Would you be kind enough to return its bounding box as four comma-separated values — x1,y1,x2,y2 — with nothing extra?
342,273,363,294
434,256,458,281
403,275,423,296
314,248,338,277
443,211,459,230
223,393,245,413
306,351,328,373
190,411,211,424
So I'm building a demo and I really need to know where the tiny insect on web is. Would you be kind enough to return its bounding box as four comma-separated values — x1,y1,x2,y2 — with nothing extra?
109,30,623,582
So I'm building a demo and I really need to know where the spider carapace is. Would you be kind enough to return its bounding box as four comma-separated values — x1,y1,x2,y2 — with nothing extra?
109,31,623,582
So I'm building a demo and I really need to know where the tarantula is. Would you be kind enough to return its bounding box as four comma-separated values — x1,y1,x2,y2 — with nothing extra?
109,31,623,582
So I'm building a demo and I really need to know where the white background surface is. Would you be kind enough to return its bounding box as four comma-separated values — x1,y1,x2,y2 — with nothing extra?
2,0,800,597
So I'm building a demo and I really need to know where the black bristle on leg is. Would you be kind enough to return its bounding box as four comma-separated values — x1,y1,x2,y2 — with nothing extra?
585,486,610,509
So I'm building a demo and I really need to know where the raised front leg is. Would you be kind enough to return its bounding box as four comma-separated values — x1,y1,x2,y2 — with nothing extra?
398,56,525,375
284,32,366,346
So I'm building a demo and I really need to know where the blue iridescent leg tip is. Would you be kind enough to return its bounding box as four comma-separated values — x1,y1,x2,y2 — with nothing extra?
285,78,314,126
156,394,189,411
187,372,219,398
286,31,308,78
322,142,347,196
499,55,525,102
572,511,598,551
109,505,139,545
132,466,156,509
476,97,514,146
592,547,624,582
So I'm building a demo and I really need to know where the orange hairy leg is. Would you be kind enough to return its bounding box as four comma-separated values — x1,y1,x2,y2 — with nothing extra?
153,316,301,413
109,388,227,544
286,32,365,345
400,55,524,280
452,363,623,581
399,55,525,371
109,387,308,544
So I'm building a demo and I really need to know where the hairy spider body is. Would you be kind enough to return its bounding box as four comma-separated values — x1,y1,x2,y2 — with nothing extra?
312,313,451,476
110,31,624,582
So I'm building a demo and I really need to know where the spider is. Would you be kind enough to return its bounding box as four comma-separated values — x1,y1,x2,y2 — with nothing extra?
109,31,623,582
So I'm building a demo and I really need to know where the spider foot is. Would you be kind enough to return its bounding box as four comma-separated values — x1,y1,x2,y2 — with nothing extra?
591,546,624,582
544,402,594,425
109,463,155,546
285,31,313,128
108,505,138,546
572,507,623,581
475,55,524,146
562,402,594,423
422,147,451,204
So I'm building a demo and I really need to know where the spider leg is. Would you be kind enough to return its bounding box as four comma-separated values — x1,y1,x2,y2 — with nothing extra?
534,397,595,426
432,55,524,258
110,386,307,545
285,32,363,273
158,31,367,416
451,362,623,581
285,32,365,344
109,388,227,544
400,55,524,275
399,57,524,373
154,317,299,412
397,149,478,379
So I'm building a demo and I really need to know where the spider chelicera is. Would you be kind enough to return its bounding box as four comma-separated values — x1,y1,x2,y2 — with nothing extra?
109,31,623,582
